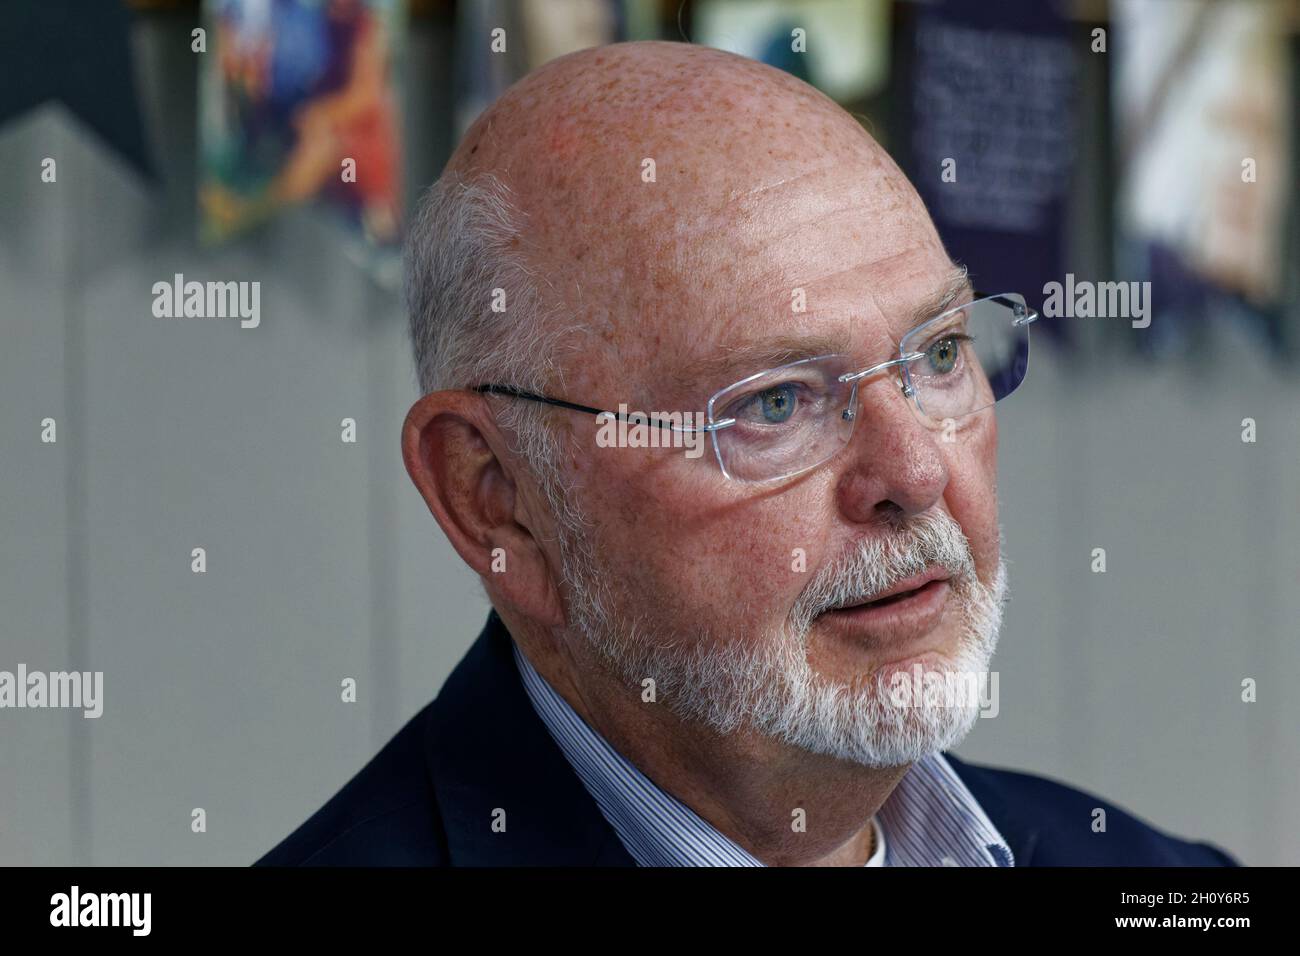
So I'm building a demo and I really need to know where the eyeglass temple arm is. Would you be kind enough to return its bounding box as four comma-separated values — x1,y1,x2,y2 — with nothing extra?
979,291,1039,325
474,384,734,433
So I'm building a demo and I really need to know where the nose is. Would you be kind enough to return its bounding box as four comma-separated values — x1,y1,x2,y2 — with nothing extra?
834,373,949,525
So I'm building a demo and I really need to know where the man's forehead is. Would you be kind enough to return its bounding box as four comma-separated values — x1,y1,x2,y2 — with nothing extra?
453,43,957,401
613,161,954,394
662,262,972,393
669,160,896,241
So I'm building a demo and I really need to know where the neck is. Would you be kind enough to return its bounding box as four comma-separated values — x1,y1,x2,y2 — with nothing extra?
509,615,910,867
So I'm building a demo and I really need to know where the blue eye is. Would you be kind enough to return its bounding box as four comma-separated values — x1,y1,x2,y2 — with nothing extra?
926,335,969,374
757,383,797,423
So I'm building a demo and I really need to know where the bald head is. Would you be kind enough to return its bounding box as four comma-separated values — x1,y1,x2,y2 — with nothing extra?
427,41,945,402
446,39,879,205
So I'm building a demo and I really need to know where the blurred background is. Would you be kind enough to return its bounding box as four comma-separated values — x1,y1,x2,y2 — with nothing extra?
1,0,1297,866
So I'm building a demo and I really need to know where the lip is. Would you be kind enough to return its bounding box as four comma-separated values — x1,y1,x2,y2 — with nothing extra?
816,568,952,647
827,566,951,613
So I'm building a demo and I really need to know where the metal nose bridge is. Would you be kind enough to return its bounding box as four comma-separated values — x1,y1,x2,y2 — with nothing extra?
835,351,927,420
837,351,927,385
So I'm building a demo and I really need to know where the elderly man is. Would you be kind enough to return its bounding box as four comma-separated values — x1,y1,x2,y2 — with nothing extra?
258,42,1234,867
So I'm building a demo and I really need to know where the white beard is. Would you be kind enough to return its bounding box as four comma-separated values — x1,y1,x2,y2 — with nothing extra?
554,503,1007,769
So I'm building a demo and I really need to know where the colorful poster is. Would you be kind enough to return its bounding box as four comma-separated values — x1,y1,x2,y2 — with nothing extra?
453,0,626,140
694,0,890,103
199,0,404,255
906,0,1076,344
1114,0,1294,358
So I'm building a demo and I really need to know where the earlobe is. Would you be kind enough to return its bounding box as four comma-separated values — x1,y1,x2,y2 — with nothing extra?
400,391,567,628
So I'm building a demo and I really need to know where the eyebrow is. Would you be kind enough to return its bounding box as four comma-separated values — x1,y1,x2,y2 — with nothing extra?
674,265,973,390
671,332,853,390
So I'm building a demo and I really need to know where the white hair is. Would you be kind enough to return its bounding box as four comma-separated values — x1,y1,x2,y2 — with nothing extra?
564,507,1008,768
406,172,564,394
404,171,597,575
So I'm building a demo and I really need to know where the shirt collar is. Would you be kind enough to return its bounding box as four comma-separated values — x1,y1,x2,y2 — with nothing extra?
511,637,1013,867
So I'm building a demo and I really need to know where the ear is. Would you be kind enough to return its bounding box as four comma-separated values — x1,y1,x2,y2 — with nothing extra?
402,390,566,629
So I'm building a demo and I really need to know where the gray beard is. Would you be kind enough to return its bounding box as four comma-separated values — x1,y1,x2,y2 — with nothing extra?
552,499,1007,769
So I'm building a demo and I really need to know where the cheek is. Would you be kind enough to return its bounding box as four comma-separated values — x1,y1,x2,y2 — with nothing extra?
690,471,848,632
594,459,832,631
709,497,832,610
942,413,1000,574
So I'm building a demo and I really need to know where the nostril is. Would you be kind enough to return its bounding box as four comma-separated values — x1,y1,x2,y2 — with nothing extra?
873,501,912,530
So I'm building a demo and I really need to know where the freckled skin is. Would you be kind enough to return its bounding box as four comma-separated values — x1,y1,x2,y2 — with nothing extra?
406,42,1001,867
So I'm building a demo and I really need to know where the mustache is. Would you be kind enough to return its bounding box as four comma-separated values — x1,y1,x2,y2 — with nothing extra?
789,511,977,632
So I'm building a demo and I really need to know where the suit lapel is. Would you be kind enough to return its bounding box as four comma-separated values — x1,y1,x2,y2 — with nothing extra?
423,610,637,866
944,752,1040,866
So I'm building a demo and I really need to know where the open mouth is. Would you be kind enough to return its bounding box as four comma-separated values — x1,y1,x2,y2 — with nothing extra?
814,567,955,652
821,568,953,619
835,579,943,612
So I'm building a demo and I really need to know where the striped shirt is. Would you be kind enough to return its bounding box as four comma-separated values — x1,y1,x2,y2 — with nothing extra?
513,639,1013,867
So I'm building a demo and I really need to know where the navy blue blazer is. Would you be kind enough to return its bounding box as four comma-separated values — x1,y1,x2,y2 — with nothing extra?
256,611,1239,867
